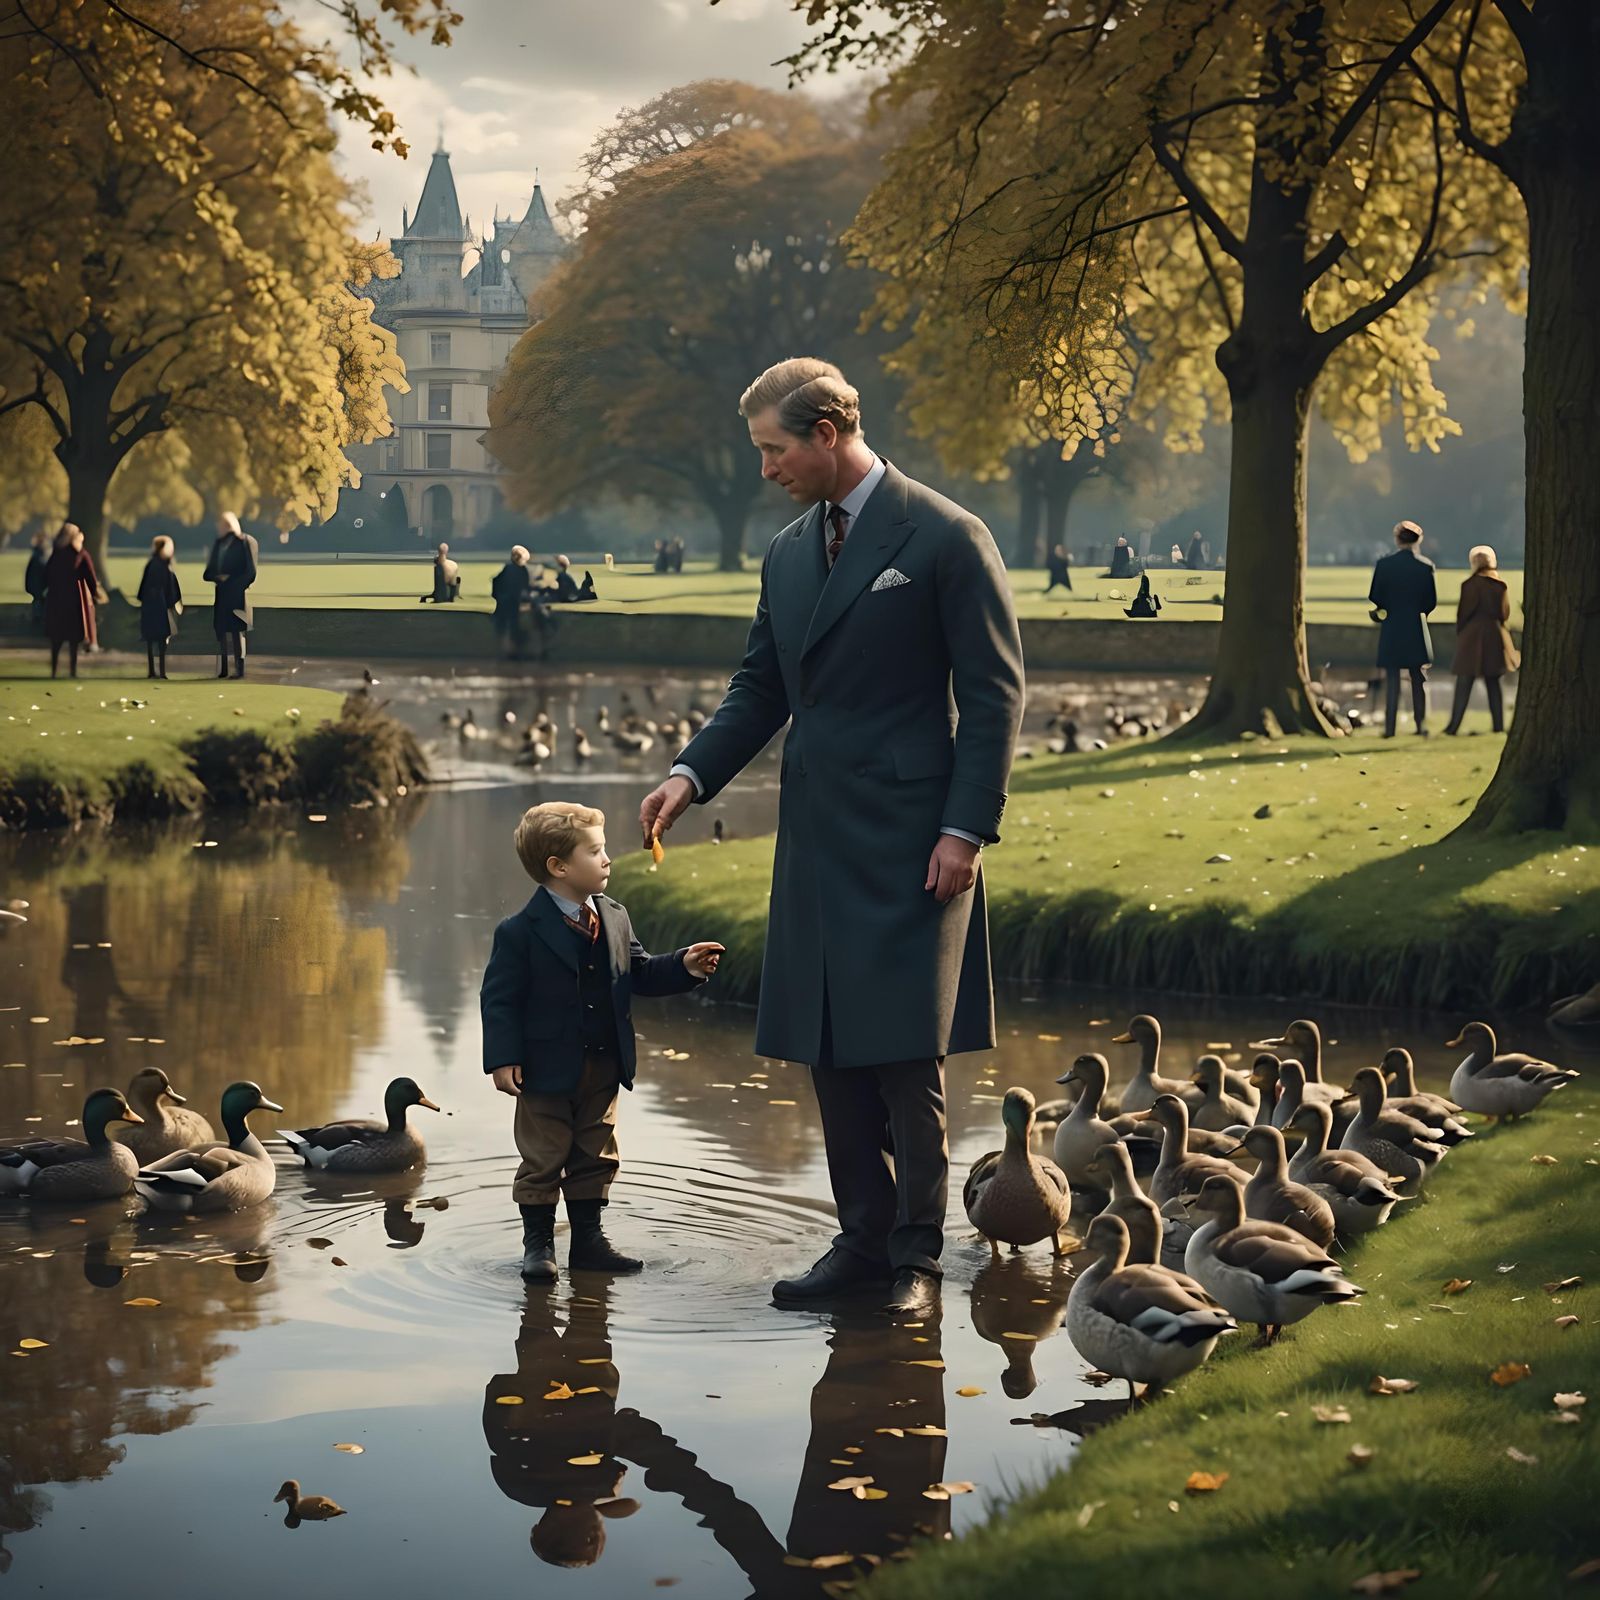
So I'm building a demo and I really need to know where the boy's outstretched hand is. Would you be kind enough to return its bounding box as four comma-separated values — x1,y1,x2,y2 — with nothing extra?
683,942,725,979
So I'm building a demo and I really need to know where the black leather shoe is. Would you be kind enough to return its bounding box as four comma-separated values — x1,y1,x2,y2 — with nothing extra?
882,1268,940,1317
567,1198,643,1273
519,1203,557,1283
772,1247,890,1303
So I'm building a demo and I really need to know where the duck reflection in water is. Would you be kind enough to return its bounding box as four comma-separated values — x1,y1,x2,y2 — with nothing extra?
968,1255,1069,1400
484,1288,954,1591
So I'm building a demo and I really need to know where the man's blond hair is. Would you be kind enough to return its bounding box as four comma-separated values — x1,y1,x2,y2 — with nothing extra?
739,357,861,440
514,801,605,883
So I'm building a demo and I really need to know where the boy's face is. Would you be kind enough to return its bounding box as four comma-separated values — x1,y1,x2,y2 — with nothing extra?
548,825,611,899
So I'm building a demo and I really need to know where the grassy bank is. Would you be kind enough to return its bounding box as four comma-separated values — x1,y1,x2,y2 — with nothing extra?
0,552,1523,627
611,733,1598,1012
0,666,426,827
867,1086,1598,1599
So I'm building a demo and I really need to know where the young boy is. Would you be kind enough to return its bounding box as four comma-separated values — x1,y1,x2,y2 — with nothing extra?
480,801,723,1281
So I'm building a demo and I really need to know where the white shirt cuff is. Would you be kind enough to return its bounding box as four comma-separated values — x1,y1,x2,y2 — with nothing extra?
668,763,704,798
940,827,983,847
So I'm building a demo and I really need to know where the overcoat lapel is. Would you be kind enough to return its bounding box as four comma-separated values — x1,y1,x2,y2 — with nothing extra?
594,896,630,980
526,888,580,973
802,465,916,661
770,502,829,654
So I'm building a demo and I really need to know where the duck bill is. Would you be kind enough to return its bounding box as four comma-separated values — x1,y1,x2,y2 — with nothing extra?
259,1097,285,1114
1444,1033,1465,1048
1251,1036,1286,1048
1189,1073,1205,1086
418,1096,441,1113
1223,1144,1247,1158
118,1109,145,1125
1054,1071,1079,1086
166,1089,188,1105
1110,1032,1134,1044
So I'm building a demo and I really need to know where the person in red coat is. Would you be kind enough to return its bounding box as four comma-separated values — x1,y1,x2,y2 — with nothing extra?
43,522,101,679
1444,544,1520,735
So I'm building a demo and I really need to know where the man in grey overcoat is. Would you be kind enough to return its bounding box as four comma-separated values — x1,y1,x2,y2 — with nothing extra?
1368,519,1438,738
640,358,1024,1316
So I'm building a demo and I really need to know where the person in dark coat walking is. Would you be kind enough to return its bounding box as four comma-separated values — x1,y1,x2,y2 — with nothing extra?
491,546,533,658
1444,544,1519,735
1185,530,1209,569
43,522,101,678
202,512,258,679
137,534,183,679
1368,519,1437,737
24,528,49,630
1107,535,1135,578
1043,543,1073,595
640,358,1025,1318
421,541,460,603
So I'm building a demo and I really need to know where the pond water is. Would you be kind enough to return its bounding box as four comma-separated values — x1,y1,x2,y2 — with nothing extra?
0,668,1558,1597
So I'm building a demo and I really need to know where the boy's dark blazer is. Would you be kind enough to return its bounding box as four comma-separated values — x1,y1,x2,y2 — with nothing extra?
480,887,702,1095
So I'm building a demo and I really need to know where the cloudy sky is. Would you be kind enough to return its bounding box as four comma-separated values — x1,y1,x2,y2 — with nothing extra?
332,0,874,241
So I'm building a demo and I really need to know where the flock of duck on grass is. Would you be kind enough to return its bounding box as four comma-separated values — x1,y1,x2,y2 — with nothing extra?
963,1014,1579,1402
0,1069,440,1212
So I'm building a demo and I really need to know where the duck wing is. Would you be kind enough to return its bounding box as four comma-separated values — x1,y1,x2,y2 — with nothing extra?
291,1117,385,1151
1216,1223,1338,1280
1,1136,90,1170
1096,1264,1236,1344
139,1145,252,1186
962,1149,1002,1214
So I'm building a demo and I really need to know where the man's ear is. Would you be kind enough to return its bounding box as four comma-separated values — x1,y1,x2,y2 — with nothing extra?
812,418,838,451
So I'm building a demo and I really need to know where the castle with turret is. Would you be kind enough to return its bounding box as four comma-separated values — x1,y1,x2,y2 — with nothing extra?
345,140,568,544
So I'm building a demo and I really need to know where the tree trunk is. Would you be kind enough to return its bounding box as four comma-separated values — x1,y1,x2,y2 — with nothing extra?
1014,452,1042,569
1459,5,1600,837
1043,450,1094,557
61,450,115,582
714,500,749,572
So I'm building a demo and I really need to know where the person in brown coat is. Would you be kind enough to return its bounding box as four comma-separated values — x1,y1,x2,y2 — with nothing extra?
43,522,101,678
1444,544,1519,735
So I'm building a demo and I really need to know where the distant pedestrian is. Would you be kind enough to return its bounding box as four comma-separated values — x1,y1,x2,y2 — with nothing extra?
1444,544,1519,735
1185,530,1208,570
137,534,182,679
44,521,100,679
1043,543,1073,595
492,545,533,659
669,537,685,573
1368,519,1437,737
1108,536,1135,578
23,527,49,629
422,541,460,603
1169,541,1185,567
653,539,670,574
203,512,258,679
1123,571,1162,618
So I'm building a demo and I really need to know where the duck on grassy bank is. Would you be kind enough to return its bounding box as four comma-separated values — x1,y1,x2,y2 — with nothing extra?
1231,1125,1337,1249
1378,1047,1474,1142
1447,1021,1578,1121
1286,1101,1403,1236
1341,1067,1448,1194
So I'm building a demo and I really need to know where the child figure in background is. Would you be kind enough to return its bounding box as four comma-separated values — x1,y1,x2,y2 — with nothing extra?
138,535,183,679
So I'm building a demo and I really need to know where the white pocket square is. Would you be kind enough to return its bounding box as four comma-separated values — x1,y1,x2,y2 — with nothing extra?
871,568,910,592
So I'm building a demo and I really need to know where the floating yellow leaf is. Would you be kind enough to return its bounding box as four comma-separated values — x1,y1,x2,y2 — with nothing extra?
1036,1033,1062,1042
17,1338,47,1350
921,1481,975,1501
123,1298,161,1308
955,1386,986,1397
1001,1331,1039,1341
785,1554,857,1570
567,1454,604,1466
543,1383,575,1400
1441,1278,1472,1295
900,1359,944,1369
905,1426,948,1437
575,1386,603,1395
857,1487,888,1500
577,1358,610,1365
1490,1362,1531,1387
1184,1470,1228,1494
333,1443,364,1454
495,1395,525,1405
769,1099,798,1106
827,1476,875,1493
875,1428,905,1438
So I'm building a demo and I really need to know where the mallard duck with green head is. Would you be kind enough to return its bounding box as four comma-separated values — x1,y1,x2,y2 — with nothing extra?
134,1081,283,1213
279,1077,439,1173
0,1088,143,1201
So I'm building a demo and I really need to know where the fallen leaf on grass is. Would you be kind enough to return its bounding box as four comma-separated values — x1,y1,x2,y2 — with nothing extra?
1552,1412,1584,1425
1312,1404,1352,1424
1347,1445,1376,1469
1567,1558,1600,1582
921,1481,975,1501
1505,1446,1538,1465
1529,1154,1559,1166
1184,1471,1228,1494
332,1443,364,1454
1544,1276,1582,1294
123,1298,161,1308
1351,1571,1421,1595
1555,1315,1580,1329
1369,1375,1419,1396
1554,1391,1586,1409
1490,1362,1531,1387
1442,1278,1473,1295
955,1386,986,1398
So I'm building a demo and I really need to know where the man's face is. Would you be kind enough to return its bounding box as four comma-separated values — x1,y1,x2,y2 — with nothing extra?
550,825,611,899
747,407,837,504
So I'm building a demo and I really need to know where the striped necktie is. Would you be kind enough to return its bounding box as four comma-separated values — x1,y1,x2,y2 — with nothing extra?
563,903,599,943
826,504,849,567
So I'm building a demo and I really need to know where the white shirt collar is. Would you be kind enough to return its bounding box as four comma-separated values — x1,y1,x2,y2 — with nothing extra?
828,454,886,525
544,886,597,921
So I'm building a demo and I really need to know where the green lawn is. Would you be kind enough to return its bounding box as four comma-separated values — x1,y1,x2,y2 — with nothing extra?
1,552,1524,627
865,1085,1598,1599
612,732,1598,1011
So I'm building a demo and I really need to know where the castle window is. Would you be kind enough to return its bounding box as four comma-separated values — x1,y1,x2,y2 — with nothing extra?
426,433,451,470
430,332,451,364
429,382,453,420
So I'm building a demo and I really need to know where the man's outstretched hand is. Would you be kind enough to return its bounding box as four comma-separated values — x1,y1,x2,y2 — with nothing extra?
925,834,979,904
640,774,697,848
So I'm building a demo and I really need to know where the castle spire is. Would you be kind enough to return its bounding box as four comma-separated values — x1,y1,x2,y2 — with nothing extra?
406,142,464,239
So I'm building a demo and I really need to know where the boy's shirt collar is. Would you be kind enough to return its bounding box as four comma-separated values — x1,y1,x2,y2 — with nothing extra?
541,884,598,922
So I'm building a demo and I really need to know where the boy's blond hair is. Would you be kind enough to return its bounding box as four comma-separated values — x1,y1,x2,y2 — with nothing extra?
514,801,605,883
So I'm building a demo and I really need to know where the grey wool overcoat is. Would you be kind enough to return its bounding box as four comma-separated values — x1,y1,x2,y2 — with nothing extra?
676,462,1025,1068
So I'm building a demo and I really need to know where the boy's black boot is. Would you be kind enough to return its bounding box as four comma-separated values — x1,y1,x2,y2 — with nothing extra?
518,1202,558,1283
567,1198,642,1273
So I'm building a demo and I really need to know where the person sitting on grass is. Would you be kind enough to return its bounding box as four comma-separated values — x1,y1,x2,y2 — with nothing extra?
479,801,725,1283
552,554,598,603
1124,570,1162,618
421,542,461,603
137,534,183,680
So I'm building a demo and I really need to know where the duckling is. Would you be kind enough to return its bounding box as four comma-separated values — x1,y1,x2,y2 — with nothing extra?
1082,1140,1164,1265
964,1087,1074,1257
1183,1175,1363,1343
1286,1102,1401,1236
573,728,594,761
1230,1126,1336,1250
1051,1054,1121,1188
1188,1055,1259,1133
1271,1059,1358,1144
1067,1214,1237,1400
1110,1015,1192,1113
1339,1067,1447,1194
116,1068,216,1165
280,1077,439,1174
134,1081,283,1213
458,709,479,740
1446,1021,1579,1122
274,1480,347,1525
1378,1048,1473,1143
1255,1018,1328,1083
0,1088,143,1200
1141,1093,1245,1210
595,705,612,734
